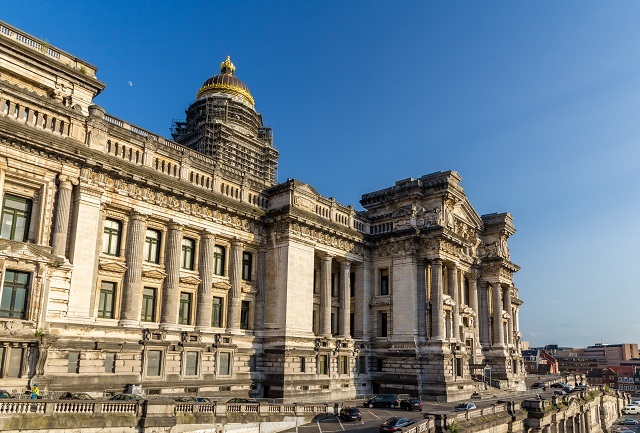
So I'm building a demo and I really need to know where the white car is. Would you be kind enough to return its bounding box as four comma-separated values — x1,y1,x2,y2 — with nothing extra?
621,405,640,415
453,402,477,412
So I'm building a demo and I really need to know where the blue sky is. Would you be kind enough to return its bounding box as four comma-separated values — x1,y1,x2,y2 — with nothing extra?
4,2,640,348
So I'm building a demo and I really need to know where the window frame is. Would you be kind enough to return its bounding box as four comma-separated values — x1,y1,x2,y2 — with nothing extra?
0,270,30,319
102,218,122,256
218,351,232,376
240,300,251,329
211,296,224,328
213,245,226,276
144,228,161,263
380,268,389,296
317,354,328,375
141,287,157,322
144,349,164,378
178,292,192,325
0,194,32,242
242,251,252,281
181,238,195,270
184,351,200,377
97,281,116,319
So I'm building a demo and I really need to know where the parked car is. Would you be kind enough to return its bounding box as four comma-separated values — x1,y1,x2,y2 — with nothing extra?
550,383,566,389
174,396,197,402
379,417,415,432
531,382,544,389
553,390,566,396
617,419,639,425
364,394,400,408
110,393,144,401
399,398,422,411
227,398,258,403
339,406,362,421
622,405,640,415
453,402,477,412
0,390,13,399
59,392,93,400
197,397,214,402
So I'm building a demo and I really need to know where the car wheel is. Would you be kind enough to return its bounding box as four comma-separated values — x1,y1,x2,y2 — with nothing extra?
391,403,397,408
368,403,374,408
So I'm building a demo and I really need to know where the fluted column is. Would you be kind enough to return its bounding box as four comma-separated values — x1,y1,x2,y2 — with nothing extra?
160,221,183,329
52,177,74,257
320,254,332,337
468,269,480,350
492,283,504,347
254,248,267,336
339,261,351,338
226,238,243,333
195,230,215,329
449,265,459,340
430,259,444,340
416,260,427,341
505,285,514,346
119,211,147,325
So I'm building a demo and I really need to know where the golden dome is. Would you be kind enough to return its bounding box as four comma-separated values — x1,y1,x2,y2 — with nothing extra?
197,56,254,106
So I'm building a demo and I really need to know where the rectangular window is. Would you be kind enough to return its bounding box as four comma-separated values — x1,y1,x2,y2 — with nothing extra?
144,229,161,263
376,358,383,372
185,351,199,376
380,312,388,337
1,194,32,241
358,356,368,375
97,281,116,319
7,347,23,377
240,300,250,329
350,312,354,337
350,272,355,297
181,238,195,270
211,297,223,327
146,350,162,377
312,309,317,334
0,270,30,319
213,245,226,276
331,272,337,297
300,357,306,373
68,352,80,373
380,269,389,295
141,287,156,322
339,355,348,375
218,352,231,376
318,354,328,375
242,252,252,281
178,292,192,325
102,219,122,256
104,353,116,373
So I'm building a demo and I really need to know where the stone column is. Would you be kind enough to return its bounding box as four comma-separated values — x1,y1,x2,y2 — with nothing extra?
160,221,183,329
51,177,74,257
0,163,5,204
254,248,267,336
339,261,351,338
226,238,243,333
320,254,333,337
416,260,427,341
505,286,514,346
195,230,215,330
119,211,147,325
492,283,504,347
430,259,444,341
468,270,480,350
449,265,460,341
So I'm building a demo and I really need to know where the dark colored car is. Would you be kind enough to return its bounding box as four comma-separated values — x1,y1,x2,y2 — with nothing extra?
227,398,258,403
553,390,566,396
400,398,422,411
379,417,414,432
0,390,13,399
550,383,566,389
531,382,544,389
110,393,144,401
339,406,362,421
197,397,213,402
618,419,640,425
364,394,400,408
60,392,93,400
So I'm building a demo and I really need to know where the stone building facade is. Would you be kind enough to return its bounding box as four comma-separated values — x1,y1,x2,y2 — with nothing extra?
0,21,525,402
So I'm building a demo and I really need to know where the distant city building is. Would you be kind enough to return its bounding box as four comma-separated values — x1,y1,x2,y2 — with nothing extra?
541,343,639,373
0,20,526,401
522,349,558,374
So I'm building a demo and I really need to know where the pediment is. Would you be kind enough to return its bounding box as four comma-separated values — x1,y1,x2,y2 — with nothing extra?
180,275,201,286
453,198,484,230
461,306,476,316
293,182,320,197
141,268,167,280
443,295,456,307
213,280,231,290
0,239,64,265
98,260,127,274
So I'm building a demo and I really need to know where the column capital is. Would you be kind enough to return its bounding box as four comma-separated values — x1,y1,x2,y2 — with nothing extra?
339,260,351,271
321,253,333,263
167,220,184,231
231,237,244,249
129,209,149,222
57,175,78,187
201,229,215,239
466,268,481,280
